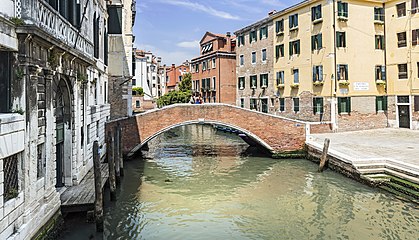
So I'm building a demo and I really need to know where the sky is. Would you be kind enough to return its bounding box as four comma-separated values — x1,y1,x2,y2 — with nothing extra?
133,0,299,66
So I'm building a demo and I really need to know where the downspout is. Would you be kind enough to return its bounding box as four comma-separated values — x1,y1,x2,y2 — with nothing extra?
332,0,338,131
383,2,389,127
218,54,221,103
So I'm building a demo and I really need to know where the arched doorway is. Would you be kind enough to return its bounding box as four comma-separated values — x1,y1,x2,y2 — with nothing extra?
55,78,72,187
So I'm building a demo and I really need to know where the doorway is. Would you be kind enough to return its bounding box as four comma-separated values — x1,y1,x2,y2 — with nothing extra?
398,105,410,128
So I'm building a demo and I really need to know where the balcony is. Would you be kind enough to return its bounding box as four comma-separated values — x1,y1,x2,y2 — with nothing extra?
376,80,386,86
313,80,324,86
338,79,350,86
21,0,93,59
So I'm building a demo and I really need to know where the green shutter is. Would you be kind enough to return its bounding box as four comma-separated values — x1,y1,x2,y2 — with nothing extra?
318,34,322,48
382,36,385,49
296,40,300,54
289,16,293,28
384,96,388,111
311,35,315,51
260,29,262,40
376,96,379,111
276,45,280,58
382,66,386,80
347,97,351,113
336,32,340,47
338,97,342,113
289,42,293,55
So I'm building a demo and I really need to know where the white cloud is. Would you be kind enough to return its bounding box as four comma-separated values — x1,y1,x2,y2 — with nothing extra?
160,0,240,20
135,43,197,66
260,0,286,7
177,40,200,48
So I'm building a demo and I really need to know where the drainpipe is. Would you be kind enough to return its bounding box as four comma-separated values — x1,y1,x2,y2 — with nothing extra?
218,54,221,103
331,0,338,131
383,2,389,127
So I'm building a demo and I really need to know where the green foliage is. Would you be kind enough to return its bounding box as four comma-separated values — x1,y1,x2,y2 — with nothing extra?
9,17,25,26
77,72,88,84
15,68,24,80
157,73,192,107
132,87,144,96
178,72,192,92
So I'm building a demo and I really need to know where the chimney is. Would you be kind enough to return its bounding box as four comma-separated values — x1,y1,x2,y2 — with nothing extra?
268,10,277,16
226,32,231,37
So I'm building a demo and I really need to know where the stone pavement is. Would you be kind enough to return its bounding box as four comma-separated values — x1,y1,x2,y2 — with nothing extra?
306,128,419,183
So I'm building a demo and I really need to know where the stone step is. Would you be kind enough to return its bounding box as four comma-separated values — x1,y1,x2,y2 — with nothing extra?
358,168,419,184
379,185,419,204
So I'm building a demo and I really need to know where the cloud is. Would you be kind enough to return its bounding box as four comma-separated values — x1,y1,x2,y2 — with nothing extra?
160,0,240,20
135,43,197,66
177,40,200,48
260,0,286,7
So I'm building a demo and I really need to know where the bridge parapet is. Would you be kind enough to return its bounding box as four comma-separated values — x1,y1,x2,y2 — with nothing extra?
106,104,332,157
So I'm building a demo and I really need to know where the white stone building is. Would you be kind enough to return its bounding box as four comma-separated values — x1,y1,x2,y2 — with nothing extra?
0,0,122,238
132,50,163,101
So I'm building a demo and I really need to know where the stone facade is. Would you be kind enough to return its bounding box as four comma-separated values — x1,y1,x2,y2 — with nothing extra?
0,0,117,238
166,62,190,92
235,14,275,113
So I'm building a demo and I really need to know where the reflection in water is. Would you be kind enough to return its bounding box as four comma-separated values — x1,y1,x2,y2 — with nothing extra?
63,124,419,239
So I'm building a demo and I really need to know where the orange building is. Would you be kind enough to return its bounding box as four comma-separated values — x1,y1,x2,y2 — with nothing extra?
166,61,190,91
191,32,236,104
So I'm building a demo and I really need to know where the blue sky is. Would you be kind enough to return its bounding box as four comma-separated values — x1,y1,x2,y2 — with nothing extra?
134,0,298,65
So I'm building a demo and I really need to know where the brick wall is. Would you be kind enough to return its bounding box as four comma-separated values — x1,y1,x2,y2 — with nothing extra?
107,104,308,156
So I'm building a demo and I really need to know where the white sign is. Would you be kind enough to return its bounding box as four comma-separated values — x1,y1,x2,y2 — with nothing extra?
353,82,369,91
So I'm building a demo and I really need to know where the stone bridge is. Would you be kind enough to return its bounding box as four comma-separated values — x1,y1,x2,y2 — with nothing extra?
106,104,332,157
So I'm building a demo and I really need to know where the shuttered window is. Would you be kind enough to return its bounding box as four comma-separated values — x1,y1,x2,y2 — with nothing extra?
313,65,323,82
413,0,419,14
311,5,322,21
250,75,257,89
338,97,351,114
397,32,407,47
238,77,245,90
398,64,408,79
312,34,322,50
108,6,123,34
0,51,11,113
249,31,257,43
313,97,324,114
412,29,419,46
260,74,268,88
279,98,285,112
289,14,298,29
293,98,300,112
260,26,268,39
396,3,406,17
276,44,284,58
338,1,348,17
276,71,284,85
414,96,419,111
375,35,385,49
336,32,346,47
289,40,300,56
276,19,284,34
337,64,349,80
375,66,386,81
376,96,388,112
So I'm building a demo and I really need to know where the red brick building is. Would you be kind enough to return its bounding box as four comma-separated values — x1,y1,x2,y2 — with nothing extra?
166,61,190,92
191,32,236,104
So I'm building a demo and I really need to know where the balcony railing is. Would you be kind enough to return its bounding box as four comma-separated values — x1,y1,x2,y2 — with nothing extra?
24,0,93,58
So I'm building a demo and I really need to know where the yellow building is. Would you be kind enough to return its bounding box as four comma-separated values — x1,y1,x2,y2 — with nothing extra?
268,0,419,131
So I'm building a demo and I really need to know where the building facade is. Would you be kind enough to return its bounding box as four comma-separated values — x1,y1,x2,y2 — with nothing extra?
191,32,237,104
235,14,275,113
234,0,419,131
108,0,136,119
0,0,119,238
166,61,190,92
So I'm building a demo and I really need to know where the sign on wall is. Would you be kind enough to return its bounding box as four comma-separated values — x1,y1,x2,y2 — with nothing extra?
353,82,369,91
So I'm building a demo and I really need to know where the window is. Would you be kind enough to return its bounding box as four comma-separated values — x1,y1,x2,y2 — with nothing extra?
4,153,20,202
261,49,267,62
238,77,245,90
250,99,257,110
240,98,245,108
312,34,323,50
201,79,206,90
260,26,268,39
337,64,348,80
396,3,406,17
313,97,324,114
203,61,207,71
336,32,346,47
412,29,419,46
289,40,300,56
238,35,245,46
398,64,408,79
413,0,419,14
251,52,256,64
414,96,419,111
376,96,388,112
250,31,257,43
0,51,11,113
293,69,299,84
239,55,244,66
276,19,284,34
375,66,386,81
212,77,216,90
212,58,216,68
375,35,385,49
337,1,348,18
270,98,275,107
279,98,285,112
289,14,299,29
374,7,384,22
195,64,199,72
108,6,122,34
276,44,284,59
313,65,323,82
250,75,257,89
261,99,268,113
418,62,419,78
260,74,268,88
93,14,99,58
37,144,45,179
206,78,211,90
136,100,140,108
87,124,91,144
311,5,322,22
338,97,351,114
276,71,285,85
397,96,410,103
397,32,407,47
293,98,300,112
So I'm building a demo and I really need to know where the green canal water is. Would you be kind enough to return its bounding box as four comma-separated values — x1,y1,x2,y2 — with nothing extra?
62,124,419,240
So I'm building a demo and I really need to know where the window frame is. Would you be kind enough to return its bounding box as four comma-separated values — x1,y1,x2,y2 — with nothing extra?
238,77,245,90
293,97,300,113
251,51,256,64
376,96,388,112
276,44,284,59
261,48,267,63
311,33,323,51
397,32,407,48
260,73,268,88
289,40,300,56
279,98,285,112
338,97,351,114
293,69,299,84
239,54,244,66
375,35,385,49
311,4,322,22
398,63,408,79
276,71,285,85
313,97,324,115
289,14,299,30
375,65,386,81
336,31,346,48
250,75,257,89
276,19,284,34
313,65,324,82
337,64,349,81
396,2,406,17
337,1,348,18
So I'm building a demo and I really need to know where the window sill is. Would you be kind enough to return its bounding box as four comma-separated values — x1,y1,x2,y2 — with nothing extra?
339,112,350,115
290,27,299,32
337,16,348,21
373,20,385,25
276,31,284,36
312,18,323,24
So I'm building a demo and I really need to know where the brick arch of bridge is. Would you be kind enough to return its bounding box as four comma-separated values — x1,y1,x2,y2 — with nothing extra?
111,104,310,157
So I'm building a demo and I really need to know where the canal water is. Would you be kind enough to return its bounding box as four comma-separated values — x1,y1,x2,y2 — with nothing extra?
62,124,419,240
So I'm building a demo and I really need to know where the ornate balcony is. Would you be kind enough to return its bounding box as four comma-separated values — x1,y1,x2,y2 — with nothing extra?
21,0,93,59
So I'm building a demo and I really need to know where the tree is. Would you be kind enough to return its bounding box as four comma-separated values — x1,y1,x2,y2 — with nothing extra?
157,73,192,107
132,87,144,96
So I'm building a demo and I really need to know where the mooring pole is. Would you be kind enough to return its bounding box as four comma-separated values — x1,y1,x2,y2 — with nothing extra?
118,123,124,176
319,138,331,172
114,126,121,185
107,131,117,201
93,141,103,232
